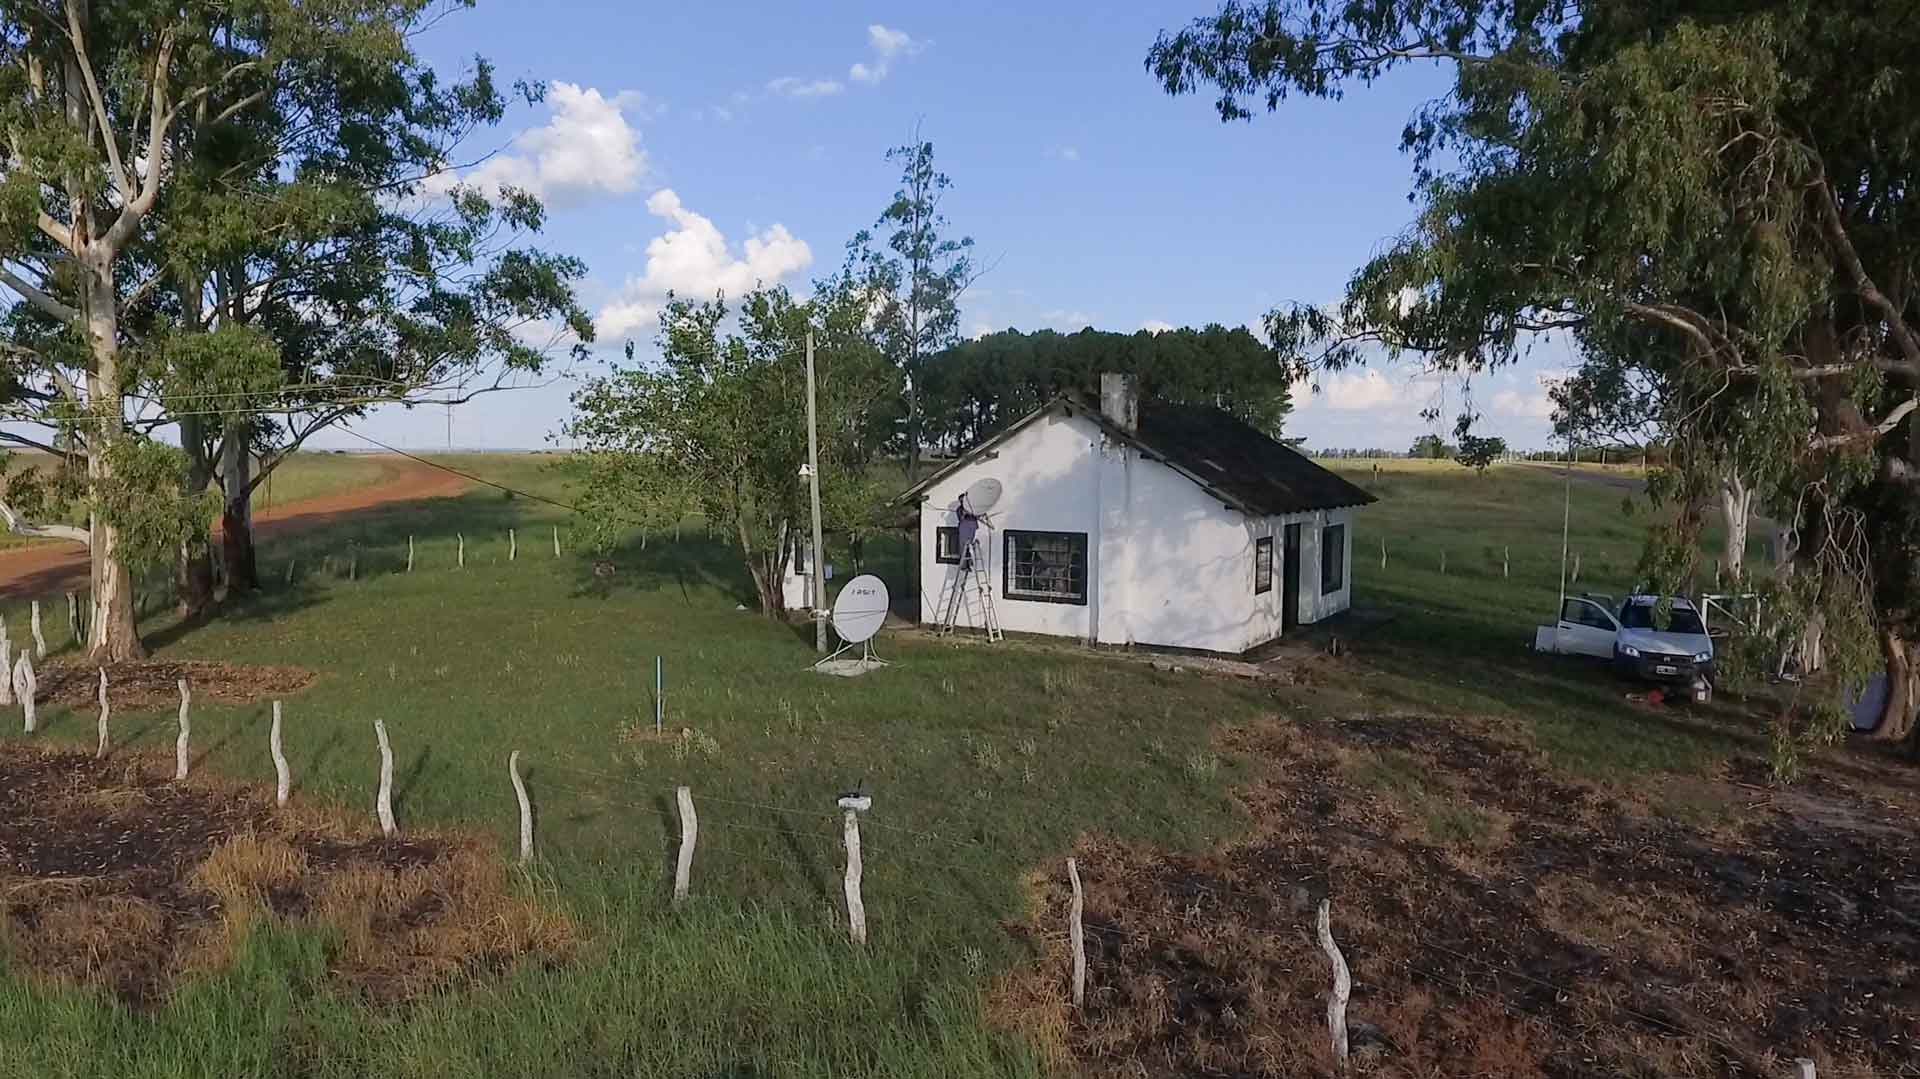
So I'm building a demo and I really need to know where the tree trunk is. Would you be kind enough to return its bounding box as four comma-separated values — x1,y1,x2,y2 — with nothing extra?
87,506,145,662
1871,630,1917,743
219,426,260,591
734,512,781,616
1720,474,1753,580
176,537,215,616
175,417,216,616
80,246,144,661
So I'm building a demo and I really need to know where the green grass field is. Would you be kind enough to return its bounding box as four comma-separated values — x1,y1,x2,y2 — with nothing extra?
0,455,1788,1077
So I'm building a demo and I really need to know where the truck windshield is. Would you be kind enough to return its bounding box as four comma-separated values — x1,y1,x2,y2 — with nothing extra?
1619,603,1705,634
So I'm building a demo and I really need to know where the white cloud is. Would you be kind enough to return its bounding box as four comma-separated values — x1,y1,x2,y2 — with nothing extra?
1054,146,1081,162
849,24,923,82
1139,319,1175,334
1491,375,1561,420
1041,309,1096,330
596,189,814,339
446,83,648,205
1319,369,1418,411
767,76,843,98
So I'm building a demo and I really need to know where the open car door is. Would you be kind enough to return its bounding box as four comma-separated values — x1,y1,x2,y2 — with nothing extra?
1556,597,1619,659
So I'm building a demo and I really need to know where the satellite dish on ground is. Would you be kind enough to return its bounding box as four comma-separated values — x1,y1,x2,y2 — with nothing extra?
830,574,890,645
960,477,1003,514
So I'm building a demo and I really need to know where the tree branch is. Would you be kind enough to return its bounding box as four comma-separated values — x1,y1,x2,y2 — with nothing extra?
245,405,361,496
208,88,268,126
102,27,177,255
0,497,90,545
0,431,81,461
1623,300,1731,364
0,265,80,326
124,266,167,313
63,1,135,200
1812,173,1920,377
34,211,74,253
1809,397,1918,450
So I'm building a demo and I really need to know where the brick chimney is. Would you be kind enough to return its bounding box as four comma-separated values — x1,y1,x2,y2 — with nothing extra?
1099,372,1137,433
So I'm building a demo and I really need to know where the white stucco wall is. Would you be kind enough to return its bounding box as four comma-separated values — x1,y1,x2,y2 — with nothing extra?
1290,506,1355,625
1092,436,1264,653
916,408,1358,653
919,412,1099,641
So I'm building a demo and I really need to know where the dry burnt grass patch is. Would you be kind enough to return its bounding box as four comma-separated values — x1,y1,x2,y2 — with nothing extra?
34,659,314,709
0,742,570,1009
994,714,1920,1078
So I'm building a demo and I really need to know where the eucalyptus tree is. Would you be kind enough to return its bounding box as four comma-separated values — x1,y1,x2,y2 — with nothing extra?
0,1,592,644
152,11,590,601
1150,1,1920,743
0,1,300,657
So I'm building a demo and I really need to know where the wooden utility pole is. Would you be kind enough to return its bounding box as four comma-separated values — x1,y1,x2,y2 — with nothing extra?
806,331,828,655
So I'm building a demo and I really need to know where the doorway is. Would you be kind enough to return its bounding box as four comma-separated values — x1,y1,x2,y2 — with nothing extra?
1281,523,1301,632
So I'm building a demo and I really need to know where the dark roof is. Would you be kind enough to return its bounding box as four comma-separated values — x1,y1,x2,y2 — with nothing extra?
1130,400,1377,515
900,395,1376,516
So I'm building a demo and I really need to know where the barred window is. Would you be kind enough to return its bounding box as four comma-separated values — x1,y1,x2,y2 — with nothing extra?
1004,530,1088,605
935,526,961,564
1254,535,1274,594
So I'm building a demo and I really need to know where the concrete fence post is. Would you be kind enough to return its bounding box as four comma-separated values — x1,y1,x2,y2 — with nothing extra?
1571,551,1582,585
457,533,465,569
510,750,533,864
1067,857,1087,1009
1316,899,1351,1068
31,600,45,659
374,720,396,836
286,557,297,585
174,677,191,780
1379,537,1387,571
407,535,415,573
552,525,560,557
1503,545,1510,579
673,786,697,904
509,528,517,561
838,794,871,945
14,653,34,733
1792,1059,1816,1079
0,636,12,707
66,592,77,642
271,701,291,807
94,667,110,758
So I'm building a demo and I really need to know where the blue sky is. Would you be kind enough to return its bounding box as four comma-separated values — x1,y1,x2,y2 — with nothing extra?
318,1,1567,453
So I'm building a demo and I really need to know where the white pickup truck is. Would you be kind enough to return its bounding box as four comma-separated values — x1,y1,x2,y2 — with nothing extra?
1544,593,1716,686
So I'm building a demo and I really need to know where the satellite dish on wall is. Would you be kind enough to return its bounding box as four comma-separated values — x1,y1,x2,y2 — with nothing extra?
960,478,1003,514
830,574,890,645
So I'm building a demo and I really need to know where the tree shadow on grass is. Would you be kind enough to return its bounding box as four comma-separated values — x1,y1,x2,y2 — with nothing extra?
566,526,752,607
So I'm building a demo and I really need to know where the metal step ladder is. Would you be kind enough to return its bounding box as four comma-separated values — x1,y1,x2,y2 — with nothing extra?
936,540,1002,642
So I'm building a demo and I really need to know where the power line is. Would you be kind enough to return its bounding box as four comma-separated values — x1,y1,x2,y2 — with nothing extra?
332,425,587,514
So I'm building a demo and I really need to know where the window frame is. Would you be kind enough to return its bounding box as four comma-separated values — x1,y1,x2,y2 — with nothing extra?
1320,523,1346,595
934,526,961,565
1254,535,1274,595
1560,597,1617,631
1002,529,1089,606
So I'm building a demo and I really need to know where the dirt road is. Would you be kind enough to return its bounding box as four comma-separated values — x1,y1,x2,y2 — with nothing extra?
0,455,469,598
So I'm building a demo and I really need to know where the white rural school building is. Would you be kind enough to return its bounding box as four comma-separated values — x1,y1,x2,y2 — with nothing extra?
901,374,1376,655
